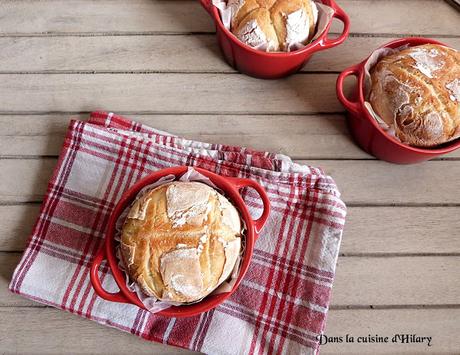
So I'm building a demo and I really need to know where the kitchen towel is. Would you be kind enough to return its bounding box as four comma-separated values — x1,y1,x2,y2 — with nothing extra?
9,112,346,354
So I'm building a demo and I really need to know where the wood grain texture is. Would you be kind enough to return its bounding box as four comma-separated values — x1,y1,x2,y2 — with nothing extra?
0,204,40,251
2,204,459,254
0,1,458,35
0,253,36,307
2,159,460,205
0,36,458,73
0,0,212,35
301,160,460,205
0,73,344,113
1,114,460,159
331,256,460,306
0,307,458,353
343,207,460,254
2,253,459,307
0,114,365,159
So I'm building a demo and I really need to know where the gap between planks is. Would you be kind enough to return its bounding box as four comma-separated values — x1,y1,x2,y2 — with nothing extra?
0,71,342,75
0,32,458,38
3,304,460,310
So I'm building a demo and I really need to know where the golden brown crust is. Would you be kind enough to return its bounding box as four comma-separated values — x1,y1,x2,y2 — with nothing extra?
230,0,316,51
370,44,460,147
120,182,242,304
234,7,280,51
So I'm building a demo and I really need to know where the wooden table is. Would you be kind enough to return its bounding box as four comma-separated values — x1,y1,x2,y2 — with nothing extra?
1,1,459,354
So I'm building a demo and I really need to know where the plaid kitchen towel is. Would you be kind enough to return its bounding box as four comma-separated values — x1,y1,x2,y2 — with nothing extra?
9,112,346,355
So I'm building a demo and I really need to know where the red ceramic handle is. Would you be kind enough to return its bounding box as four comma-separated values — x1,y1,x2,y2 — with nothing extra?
199,0,213,15
227,177,271,235
318,0,350,50
90,247,130,304
336,64,361,115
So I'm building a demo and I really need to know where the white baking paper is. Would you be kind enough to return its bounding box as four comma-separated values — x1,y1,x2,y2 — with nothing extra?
114,167,245,313
212,0,334,52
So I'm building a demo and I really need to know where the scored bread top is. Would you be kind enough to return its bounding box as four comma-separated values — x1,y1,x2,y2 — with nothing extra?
121,182,242,303
229,0,317,51
369,44,460,147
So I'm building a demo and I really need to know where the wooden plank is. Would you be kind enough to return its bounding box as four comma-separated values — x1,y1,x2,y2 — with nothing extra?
2,204,460,254
0,307,458,354
1,114,459,159
342,207,460,255
0,73,344,113
0,159,55,203
0,0,213,34
2,253,459,307
0,114,369,159
0,36,458,73
0,1,458,36
0,253,36,307
1,159,460,204
336,0,460,36
331,256,460,306
0,204,40,251
323,308,460,354
302,160,460,205
0,35,226,73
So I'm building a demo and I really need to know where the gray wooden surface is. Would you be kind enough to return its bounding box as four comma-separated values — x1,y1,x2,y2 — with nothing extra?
0,1,459,354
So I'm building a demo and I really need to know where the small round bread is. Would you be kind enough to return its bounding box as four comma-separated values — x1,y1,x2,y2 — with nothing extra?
369,44,460,147
229,0,317,52
120,182,242,304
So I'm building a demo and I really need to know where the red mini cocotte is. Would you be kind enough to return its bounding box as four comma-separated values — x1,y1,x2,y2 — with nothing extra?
199,0,350,79
336,37,460,164
90,166,270,317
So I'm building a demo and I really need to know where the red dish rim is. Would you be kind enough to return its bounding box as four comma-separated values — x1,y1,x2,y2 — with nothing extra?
91,166,270,317
337,37,460,155
207,0,350,57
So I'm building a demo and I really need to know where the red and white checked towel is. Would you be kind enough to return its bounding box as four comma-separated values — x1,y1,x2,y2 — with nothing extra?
9,112,346,355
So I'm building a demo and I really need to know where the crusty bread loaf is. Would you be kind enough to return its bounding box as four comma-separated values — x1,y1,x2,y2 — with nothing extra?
229,0,317,52
121,182,242,303
369,44,460,147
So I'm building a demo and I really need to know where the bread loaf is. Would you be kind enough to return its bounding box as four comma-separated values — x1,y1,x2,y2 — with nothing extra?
229,0,318,52
121,182,242,303
369,44,460,147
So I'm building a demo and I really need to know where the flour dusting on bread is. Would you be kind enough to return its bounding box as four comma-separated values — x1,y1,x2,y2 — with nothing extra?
235,19,271,50
160,248,203,299
217,193,242,233
285,9,310,47
166,182,210,227
446,79,460,102
408,47,445,78
127,196,151,220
